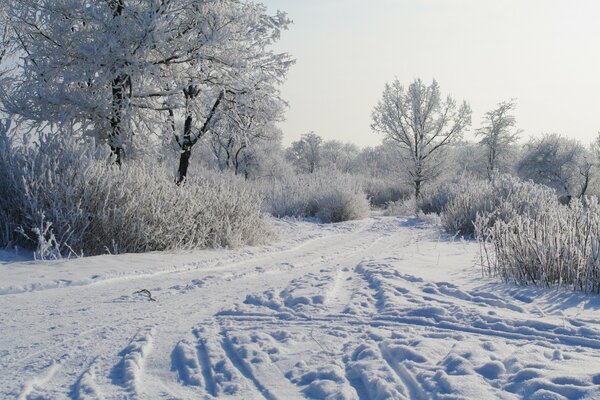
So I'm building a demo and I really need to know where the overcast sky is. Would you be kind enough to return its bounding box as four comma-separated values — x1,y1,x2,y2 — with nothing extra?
260,0,600,148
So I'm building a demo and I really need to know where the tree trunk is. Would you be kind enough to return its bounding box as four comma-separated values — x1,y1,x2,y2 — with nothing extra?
176,113,194,185
414,179,422,199
579,164,591,198
174,90,224,185
108,0,128,166
110,73,130,166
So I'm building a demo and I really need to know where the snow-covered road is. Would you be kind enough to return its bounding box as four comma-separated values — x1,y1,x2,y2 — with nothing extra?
2,216,600,399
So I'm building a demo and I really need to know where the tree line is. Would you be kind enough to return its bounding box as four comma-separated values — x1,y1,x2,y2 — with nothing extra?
0,2,596,204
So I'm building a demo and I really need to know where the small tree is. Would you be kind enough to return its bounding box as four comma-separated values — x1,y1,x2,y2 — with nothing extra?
287,132,323,173
371,78,471,198
517,134,592,199
476,100,521,179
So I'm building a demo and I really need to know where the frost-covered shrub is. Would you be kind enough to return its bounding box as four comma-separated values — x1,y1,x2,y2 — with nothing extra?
259,171,369,223
359,176,412,207
384,197,417,216
0,131,270,258
417,181,461,215
414,175,559,236
476,197,600,293
441,180,496,235
411,176,488,233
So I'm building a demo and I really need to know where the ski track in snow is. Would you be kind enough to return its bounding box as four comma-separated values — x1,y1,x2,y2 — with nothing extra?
2,215,600,399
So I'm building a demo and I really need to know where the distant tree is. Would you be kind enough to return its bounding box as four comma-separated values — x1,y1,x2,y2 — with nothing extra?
353,143,401,178
248,130,294,180
320,140,359,172
287,132,323,173
591,132,600,164
371,78,471,198
517,134,591,199
208,102,283,179
445,141,488,179
476,100,521,179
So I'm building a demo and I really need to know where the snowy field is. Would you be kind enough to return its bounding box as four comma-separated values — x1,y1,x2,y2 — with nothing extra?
2,215,600,400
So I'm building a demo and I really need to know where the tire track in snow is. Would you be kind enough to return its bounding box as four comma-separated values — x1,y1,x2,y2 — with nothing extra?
70,357,104,400
193,328,218,396
0,217,380,297
110,327,155,398
5,217,397,398
171,339,204,388
379,342,428,400
219,310,600,352
219,330,277,400
18,360,63,400
354,261,600,350
1,217,443,399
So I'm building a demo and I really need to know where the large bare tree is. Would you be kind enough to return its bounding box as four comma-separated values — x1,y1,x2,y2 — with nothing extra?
371,78,471,198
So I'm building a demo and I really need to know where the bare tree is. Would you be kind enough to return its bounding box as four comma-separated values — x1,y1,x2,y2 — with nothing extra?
287,132,323,174
371,78,471,198
476,100,521,179
517,134,592,199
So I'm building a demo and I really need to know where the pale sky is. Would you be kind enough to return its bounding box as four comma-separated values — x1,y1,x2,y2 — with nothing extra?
260,0,600,147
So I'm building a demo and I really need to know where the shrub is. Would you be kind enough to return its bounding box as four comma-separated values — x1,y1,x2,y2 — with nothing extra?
259,170,370,223
0,129,270,258
411,172,600,292
476,197,600,293
417,180,461,215
414,175,558,236
359,176,412,207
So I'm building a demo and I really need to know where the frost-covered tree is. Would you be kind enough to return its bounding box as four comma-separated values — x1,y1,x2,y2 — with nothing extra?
371,78,471,198
208,93,284,178
353,144,401,178
4,0,292,169
517,134,592,199
287,132,323,173
320,140,359,173
476,100,521,179
245,130,293,179
444,141,488,179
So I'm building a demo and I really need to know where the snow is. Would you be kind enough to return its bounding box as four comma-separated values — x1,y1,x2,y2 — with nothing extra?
1,215,600,399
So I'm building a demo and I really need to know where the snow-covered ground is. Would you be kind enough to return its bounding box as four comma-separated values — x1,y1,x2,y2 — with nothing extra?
2,215,600,399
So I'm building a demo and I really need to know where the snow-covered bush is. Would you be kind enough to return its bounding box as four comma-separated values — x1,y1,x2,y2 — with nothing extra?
417,179,465,215
476,197,600,293
416,175,557,236
359,176,412,207
384,197,417,216
441,180,496,235
259,171,369,223
0,131,270,258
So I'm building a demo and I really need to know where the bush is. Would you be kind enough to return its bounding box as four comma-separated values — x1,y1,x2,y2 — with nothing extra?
0,129,270,258
259,170,370,223
417,180,461,215
359,176,412,207
412,172,600,292
476,197,600,293
415,175,558,236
